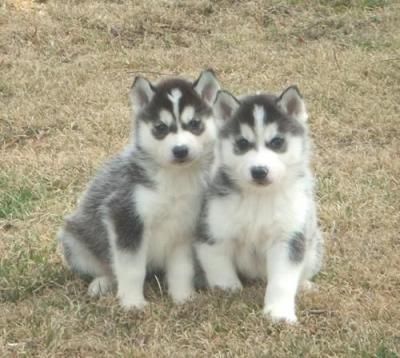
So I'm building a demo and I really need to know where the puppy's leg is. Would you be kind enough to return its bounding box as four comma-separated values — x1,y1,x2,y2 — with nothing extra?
104,195,148,310
263,235,305,323
196,241,242,291
166,242,195,304
112,244,148,310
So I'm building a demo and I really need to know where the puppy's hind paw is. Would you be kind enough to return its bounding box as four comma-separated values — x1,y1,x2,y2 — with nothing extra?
300,280,318,292
118,295,148,311
170,288,196,305
88,276,113,297
217,282,243,292
210,277,243,292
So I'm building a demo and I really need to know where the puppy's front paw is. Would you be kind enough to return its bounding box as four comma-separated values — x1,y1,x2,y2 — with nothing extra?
263,304,298,324
118,294,148,311
216,281,243,292
211,277,243,292
170,289,196,304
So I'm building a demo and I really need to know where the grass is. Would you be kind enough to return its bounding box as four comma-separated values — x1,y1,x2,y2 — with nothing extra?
0,185,37,219
1,0,399,356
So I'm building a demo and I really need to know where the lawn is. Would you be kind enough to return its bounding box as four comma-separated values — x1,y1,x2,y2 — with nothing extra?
1,0,399,356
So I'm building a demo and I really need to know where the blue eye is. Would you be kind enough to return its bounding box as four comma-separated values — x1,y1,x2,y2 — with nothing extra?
269,137,285,150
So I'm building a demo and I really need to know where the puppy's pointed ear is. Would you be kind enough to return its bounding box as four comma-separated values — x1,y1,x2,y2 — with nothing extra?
213,90,240,128
277,86,308,122
193,69,220,105
130,76,155,113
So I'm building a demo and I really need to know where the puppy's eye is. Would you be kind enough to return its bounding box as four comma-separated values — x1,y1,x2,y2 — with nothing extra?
236,137,251,152
154,122,169,135
188,119,201,131
268,136,285,150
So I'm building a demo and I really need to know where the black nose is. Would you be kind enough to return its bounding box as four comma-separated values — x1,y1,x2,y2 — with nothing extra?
251,166,269,181
172,145,189,160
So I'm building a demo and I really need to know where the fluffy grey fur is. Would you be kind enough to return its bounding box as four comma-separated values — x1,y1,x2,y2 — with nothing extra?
195,86,324,323
58,70,220,308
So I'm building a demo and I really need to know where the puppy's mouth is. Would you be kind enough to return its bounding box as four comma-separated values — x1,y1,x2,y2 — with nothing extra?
172,157,195,166
252,178,272,186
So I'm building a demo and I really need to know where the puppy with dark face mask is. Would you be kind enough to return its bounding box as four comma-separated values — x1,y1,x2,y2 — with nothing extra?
58,70,220,309
196,86,323,323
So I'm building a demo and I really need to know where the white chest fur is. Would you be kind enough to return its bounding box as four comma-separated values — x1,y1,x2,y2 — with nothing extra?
207,180,310,279
135,168,204,268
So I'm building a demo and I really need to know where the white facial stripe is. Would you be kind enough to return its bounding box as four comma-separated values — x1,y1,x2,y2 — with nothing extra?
251,148,279,167
181,106,195,124
264,122,278,143
253,105,265,146
159,109,174,126
240,124,256,143
167,88,182,123
173,131,192,146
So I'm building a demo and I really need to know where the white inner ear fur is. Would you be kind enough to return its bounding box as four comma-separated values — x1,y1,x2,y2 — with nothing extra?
213,92,240,124
194,71,220,105
130,77,155,113
278,88,308,123
181,106,195,124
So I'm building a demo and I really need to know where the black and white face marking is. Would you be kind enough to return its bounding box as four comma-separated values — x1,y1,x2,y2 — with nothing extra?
213,87,308,188
130,70,220,166
233,106,288,156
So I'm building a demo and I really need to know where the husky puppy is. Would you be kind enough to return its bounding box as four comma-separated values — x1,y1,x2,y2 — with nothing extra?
195,86,323,323
58,70,220,309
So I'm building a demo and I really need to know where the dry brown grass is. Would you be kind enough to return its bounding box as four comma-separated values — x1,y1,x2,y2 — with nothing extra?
1,0,400,356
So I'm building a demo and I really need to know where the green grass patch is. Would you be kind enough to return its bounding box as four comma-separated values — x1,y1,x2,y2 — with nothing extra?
0,173,49,219
374,343,399,358
361,0,389,9
359,342,400,358
315,0,389,10
0,186,38,219
0,81,14,99
0,238,71,303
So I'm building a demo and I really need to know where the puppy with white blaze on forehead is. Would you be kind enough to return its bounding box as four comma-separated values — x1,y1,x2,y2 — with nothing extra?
58,70,220,309
195,86,323,323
